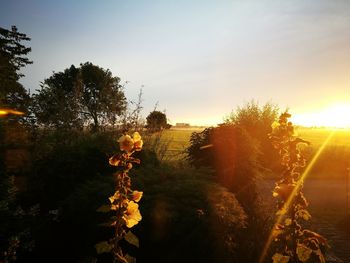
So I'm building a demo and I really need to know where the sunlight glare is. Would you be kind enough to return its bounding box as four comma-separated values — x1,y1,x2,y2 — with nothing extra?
258,130,335,263
0,108,24,117
292,104,350,128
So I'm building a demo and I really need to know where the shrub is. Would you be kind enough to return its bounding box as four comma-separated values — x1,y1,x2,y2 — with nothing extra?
25,131,117,209
186,124,260,211
225,101,280,173
131,164,248,263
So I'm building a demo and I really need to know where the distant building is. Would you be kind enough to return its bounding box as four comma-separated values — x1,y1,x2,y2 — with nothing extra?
175,123,190,127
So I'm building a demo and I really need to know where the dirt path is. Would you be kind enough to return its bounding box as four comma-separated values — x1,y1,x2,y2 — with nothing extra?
259,178,350,262
310,208,350,263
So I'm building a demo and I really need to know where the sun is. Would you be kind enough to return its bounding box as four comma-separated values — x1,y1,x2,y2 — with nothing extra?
292,103,350,128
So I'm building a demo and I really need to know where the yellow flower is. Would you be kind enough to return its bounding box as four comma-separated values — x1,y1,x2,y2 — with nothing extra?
133,132,141,142
109,191,121,204
109,154,122,166
118,135,134,153
131,191,143,202
133,132,143,151
271,121,280,130
123,201,142,228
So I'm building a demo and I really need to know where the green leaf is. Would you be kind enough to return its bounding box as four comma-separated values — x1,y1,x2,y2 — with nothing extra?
124,231,139,248
95,241,113,254
96,204,111,213
296,244,312,262
272,253,290,263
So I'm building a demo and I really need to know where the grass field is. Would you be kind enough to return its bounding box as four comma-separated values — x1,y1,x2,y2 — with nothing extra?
155,126,350,261
147,127,205,160
153,127,350,165
296,127,350,147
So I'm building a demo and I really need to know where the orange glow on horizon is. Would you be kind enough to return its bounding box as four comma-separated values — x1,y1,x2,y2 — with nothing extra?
291,103,350,128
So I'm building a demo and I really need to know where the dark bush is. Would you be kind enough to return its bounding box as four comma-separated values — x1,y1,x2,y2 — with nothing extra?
29,177,114,263
25,131,117,209
186,125,260,211
131,164,248,263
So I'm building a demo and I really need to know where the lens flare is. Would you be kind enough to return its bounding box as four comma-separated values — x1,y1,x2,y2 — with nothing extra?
0,108,25,117
258,130,335,263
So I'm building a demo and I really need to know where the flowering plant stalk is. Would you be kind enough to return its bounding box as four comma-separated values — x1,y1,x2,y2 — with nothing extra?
269,112,328,263
95,132,143,263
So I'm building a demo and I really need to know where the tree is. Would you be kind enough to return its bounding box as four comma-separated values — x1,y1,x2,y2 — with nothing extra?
0,26,33,261
0,26,32,111
146,110,168,132
77,62,126,131
32,65,82,130
33,62,127,131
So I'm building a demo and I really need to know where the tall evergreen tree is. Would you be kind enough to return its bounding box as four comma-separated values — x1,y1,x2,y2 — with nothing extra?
0,26,32,111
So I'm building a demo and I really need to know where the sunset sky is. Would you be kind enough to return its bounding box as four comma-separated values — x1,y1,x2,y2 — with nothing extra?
1,0,350,127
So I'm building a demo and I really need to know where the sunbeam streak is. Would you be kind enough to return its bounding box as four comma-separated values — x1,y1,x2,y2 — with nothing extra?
258,130,336,263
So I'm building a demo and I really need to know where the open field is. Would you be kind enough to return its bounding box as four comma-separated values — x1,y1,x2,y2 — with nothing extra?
156,127,350,261
296,127,350,147
154,127,350,164
148,127,205,160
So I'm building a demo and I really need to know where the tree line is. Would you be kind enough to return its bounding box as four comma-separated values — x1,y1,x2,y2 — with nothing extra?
1,26,169,132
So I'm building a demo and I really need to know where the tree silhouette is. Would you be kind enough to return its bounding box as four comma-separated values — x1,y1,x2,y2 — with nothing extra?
77,62,126,131
33,62,126,131
32,65,82,130
0,25,32,112
146,110,168,132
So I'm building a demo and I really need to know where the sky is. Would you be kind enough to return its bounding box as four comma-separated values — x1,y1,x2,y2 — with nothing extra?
1,0,350,126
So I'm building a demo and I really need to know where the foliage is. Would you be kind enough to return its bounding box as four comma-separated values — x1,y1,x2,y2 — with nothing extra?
146,111,168,132
268,112,328,262
30,177,115,262
0,25,32,118
131,163,247,263
26,131,117,209
77,62,126,131
32,65,82,130
186,127,215,168
186,124,260,211
32,62,126,131
96,132,144,262
225,101,280,173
